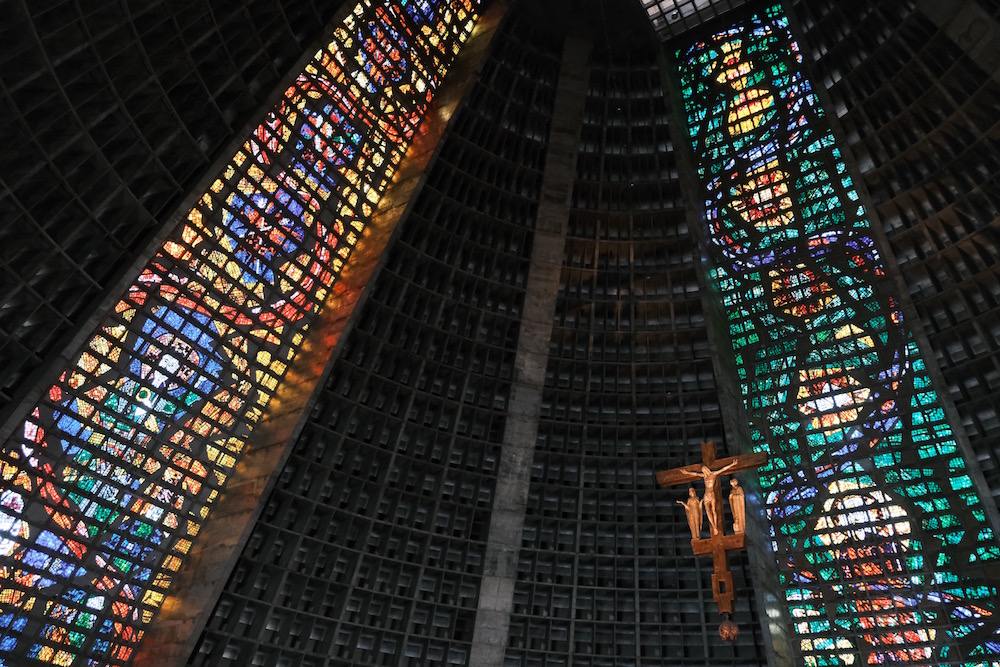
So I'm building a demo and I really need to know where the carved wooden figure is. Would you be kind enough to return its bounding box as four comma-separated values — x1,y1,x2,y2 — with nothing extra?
729,478,746,534
656,441,767,625
677,487,703,538
679,459,739,535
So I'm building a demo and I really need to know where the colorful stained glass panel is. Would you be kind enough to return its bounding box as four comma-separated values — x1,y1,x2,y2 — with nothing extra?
677,4,1000,665
0,1,479,665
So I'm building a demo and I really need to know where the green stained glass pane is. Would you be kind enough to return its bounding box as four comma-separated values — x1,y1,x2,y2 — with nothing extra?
678,2,1000,664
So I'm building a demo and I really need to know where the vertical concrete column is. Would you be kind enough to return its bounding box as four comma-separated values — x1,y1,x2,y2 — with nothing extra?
468,36,591,667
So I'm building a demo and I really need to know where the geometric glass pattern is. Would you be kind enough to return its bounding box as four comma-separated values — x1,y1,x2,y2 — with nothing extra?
677,5,1000,664
0,1,478,664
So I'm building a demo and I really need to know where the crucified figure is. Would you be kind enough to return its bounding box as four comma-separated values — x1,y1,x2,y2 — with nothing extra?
680,459,739,535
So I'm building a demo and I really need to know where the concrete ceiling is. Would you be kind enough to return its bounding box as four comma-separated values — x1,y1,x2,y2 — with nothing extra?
639,0,750,41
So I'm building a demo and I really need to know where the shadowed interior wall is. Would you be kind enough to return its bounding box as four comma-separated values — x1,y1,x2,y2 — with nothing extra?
503,50,767,665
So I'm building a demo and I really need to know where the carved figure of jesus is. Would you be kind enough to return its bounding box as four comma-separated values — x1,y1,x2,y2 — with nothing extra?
680,458,739,535
677,487,703,538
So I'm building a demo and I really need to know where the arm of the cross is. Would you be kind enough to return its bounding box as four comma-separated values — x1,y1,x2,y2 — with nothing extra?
656,465,703,487
656,452,768,487
722,452,768,473
706,453,768,476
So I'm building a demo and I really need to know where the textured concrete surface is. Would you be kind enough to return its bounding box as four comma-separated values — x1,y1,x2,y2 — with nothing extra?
468,34,592,667
918,0,1000,77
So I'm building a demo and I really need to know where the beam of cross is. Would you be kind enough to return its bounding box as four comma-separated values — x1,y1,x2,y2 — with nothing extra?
657,441,767,617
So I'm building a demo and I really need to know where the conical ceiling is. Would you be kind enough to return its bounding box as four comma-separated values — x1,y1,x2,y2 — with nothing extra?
639,0,750,40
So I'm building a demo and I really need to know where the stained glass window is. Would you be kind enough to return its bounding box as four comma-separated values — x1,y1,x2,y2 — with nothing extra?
677,4,1000,665
0,1,479,664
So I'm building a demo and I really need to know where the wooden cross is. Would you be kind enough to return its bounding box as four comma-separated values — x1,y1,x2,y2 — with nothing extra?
657,441,767,616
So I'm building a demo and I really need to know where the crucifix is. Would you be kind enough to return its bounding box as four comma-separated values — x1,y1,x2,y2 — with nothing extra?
656,441,767,639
